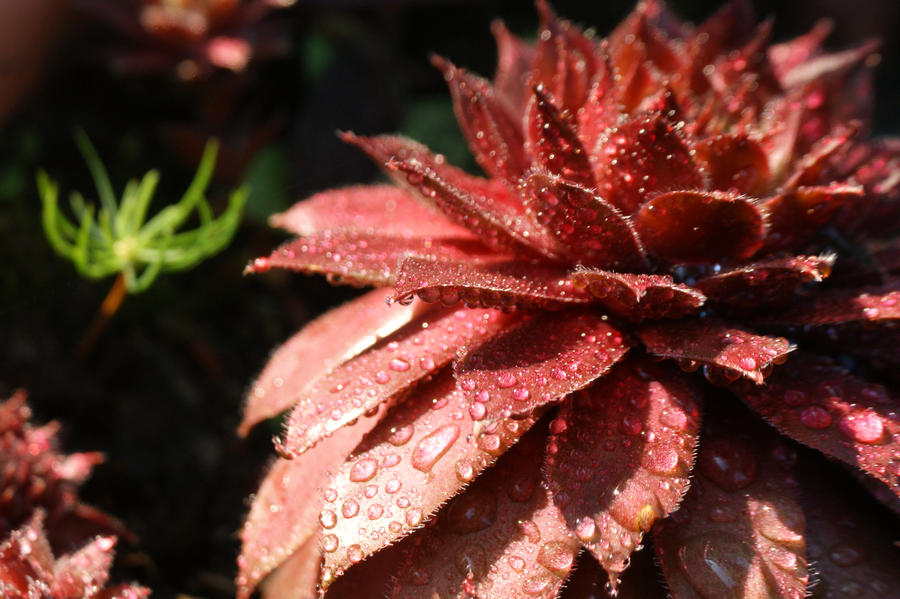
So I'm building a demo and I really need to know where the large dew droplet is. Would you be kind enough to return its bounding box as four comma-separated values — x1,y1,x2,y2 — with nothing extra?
411,424,460,472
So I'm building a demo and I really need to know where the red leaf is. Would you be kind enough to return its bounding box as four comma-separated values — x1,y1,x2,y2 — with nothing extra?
455,310,630,421
572,268,706,321
758,279,900,327
796,457,900,599
595,113,704,215
51,536,116,598
237,422,369,598
637,319,793,385
240,289,423,436
783,124,860,190
344,133,561,257
525,86,594,188
393,256,591,310
432,56,528,182
319,372,537,584
533,0,604,113
768,20,832,79
544,359,701,588
524,172,650,271
733,353,900,499
761,183,863,251
281,307,516,458
248,232,491,286
694,254,835,312
693,134,771,195
655,428,808,599
576,69,619,156
390,429,579,599
269,185,470,239
635,190,765,264
490,20,535,115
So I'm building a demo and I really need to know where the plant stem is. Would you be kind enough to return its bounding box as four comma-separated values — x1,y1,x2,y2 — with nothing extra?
76,272,127,360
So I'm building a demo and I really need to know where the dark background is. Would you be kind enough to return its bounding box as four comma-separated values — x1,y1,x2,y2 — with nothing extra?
1,1,898,596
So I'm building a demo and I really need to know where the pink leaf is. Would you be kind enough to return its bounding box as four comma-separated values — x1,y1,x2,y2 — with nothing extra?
733,353,900,499
761,183,863,251
51,536,115,598
758,279,900,326
635,190,765,264
344,133,561,257
525,86,594,188
523,172,650,270
693,134,771,195
247,232,491,286
533,0,604,113
432,56,528,182
389,429,579,599
240,289,423,436
455,310,630,421
655,426,808,599
237,422,371,598
281,307,516,458
269,185,470,238
491,20,535,115
595,113,704,215
319,372,537,584
695,254,835,312
572,268,706,321
544,359,701,588
637,319,793,385
393,256,591,310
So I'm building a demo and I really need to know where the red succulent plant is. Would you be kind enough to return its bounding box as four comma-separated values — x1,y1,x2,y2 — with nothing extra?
0,391,148,597
238,1,900,597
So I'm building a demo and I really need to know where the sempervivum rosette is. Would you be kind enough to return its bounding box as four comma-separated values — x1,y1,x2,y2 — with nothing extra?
238,2,900,598
0,391,148,598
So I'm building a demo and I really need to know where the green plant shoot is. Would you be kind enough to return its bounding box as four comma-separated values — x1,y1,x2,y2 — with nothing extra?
37,130,247,294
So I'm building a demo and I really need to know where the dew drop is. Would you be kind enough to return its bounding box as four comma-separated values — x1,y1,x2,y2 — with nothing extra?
524,574,554,595
447,487,497,533
799,405,832,429
341,499,359,518
405,508,423,527
349,457,378,482
368,504,384,520
320,509,337,529
574,517,597,541
347,544,363,563
642,447,680,475
387,424,414,446
829,542,866,567
698,438,758,491
537,541,575,575
375,371,390,384
838,410,884,444
322,534,339,552
385,479,402,494
411,424,460,472
497,372,517,388
390,358,411,372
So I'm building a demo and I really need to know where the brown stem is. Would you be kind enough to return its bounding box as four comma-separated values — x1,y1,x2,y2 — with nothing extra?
76,272,127,360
